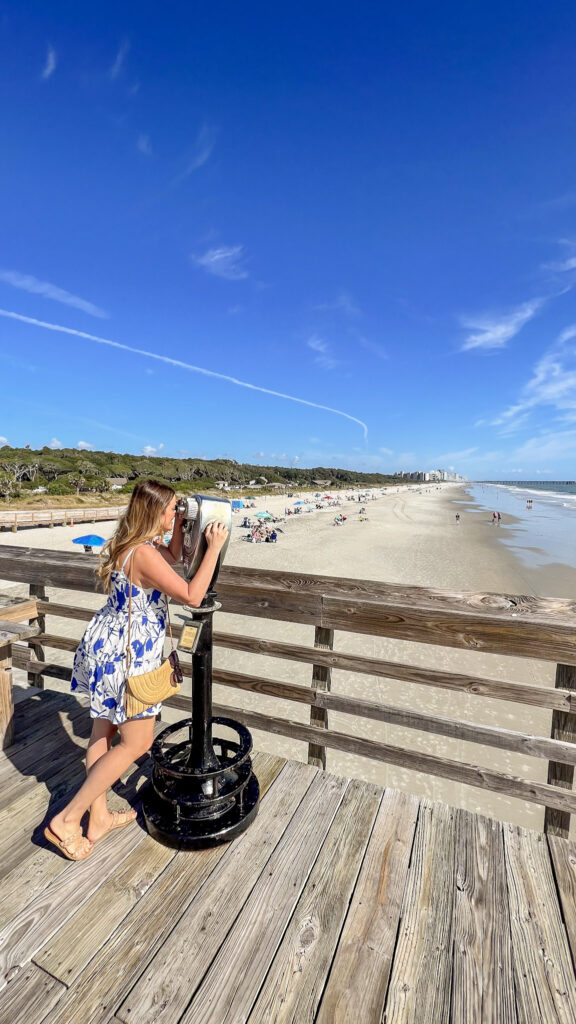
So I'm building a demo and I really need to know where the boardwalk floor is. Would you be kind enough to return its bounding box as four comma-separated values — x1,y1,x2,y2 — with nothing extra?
1,689,575,1023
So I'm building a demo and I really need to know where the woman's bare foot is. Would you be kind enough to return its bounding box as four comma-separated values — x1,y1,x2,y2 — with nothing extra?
45,814,93,860
87,807,138,843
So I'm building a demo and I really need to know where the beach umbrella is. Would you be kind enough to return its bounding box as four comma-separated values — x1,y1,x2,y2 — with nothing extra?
73,534,106,553
294,500,306,505
231,500,244,508
254,511,273,519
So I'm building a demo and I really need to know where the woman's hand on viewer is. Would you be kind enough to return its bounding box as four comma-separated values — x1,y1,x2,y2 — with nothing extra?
204,521,228,552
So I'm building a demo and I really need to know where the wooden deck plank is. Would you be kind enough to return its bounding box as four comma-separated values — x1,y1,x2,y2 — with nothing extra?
0,741,151,890
316,788,420,1024
247,778,382,1024
116,759,317,1024
12,684,44,705
547,835,576,973
0,746,160,989
37,756,291,1024
384,799,457,1024
0,752,152,929
0,735,86,812
33,833,177,985
33,751,283,987
178,772,349,1024
451,809,515,1024
0,696,87,784
504,823,576,1023
0,962,65,1024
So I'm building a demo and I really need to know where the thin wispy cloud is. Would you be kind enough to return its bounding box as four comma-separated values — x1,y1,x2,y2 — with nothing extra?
0,436,9,446
137,134,152,156
0,271,108,319
510,429,576,464
77,441,94,450
307,335,338,370
41,45,57,80
191,245,248,281
173,124,217,184
141,443,164,456
0,309,369,438
48,438,63,449
488,324,576,433
355,334,387,360
544,256,576,273
460,298,545,351
110,40,130,80
314,291,361,318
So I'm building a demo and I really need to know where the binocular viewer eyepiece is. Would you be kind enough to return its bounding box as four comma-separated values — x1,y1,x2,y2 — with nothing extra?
175,493,232,585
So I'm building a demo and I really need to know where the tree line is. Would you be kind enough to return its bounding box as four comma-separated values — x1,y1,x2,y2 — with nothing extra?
0,445,396,502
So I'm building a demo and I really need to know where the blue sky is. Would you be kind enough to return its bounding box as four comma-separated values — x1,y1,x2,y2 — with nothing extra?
2,2,576,479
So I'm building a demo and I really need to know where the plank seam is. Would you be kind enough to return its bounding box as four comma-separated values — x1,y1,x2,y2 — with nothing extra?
177,773,349,1024
312,788,387,1023
114,761,317,1023
545,835,576,978
379,800,424,1023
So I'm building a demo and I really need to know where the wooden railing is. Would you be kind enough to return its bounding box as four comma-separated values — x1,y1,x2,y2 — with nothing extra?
0,505,125,531
1,543,575,837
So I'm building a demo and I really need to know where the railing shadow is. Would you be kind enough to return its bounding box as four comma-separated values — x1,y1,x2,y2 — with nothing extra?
5,688,153,851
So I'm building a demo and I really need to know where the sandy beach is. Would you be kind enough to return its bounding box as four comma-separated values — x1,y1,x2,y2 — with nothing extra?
2,482,574,835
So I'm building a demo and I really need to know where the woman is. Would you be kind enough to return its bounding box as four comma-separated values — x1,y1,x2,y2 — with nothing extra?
45,479,228,860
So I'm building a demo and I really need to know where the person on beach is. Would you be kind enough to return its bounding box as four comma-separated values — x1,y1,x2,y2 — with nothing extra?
44,479,228,861
455,512,460,524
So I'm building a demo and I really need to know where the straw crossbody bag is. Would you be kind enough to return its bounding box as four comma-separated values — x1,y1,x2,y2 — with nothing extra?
123,547,183,718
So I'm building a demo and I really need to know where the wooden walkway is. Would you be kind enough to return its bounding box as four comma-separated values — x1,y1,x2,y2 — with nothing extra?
0,506,124,531
1,690,576,1023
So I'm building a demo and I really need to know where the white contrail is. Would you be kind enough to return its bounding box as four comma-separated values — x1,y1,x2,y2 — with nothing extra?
0,308,368,438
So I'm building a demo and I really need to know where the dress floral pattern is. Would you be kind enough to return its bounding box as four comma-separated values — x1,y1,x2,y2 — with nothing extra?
71,543,167,724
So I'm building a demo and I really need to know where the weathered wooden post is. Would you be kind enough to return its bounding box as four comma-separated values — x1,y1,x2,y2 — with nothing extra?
307,626,334,769
0,620,39,748
28,583,47,689
544,663,576,838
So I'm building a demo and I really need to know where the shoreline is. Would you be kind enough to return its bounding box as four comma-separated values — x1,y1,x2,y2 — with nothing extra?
1,483,572,835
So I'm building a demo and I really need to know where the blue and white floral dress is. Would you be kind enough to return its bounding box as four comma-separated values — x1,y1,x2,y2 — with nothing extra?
71,543,167,724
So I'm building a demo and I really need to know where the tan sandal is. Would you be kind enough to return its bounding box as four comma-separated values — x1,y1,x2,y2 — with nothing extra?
92,808,138,844
44,826,94,861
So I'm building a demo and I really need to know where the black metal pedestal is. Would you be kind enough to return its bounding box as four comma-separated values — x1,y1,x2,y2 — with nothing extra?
142,590,260,848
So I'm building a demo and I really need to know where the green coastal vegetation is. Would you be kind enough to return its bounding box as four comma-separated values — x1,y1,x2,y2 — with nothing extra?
0,445,396,506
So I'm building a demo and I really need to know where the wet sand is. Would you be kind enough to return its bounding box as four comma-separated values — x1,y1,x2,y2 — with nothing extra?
2,483,574,834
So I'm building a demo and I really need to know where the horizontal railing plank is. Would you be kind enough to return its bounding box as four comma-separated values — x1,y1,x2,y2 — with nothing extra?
212,630,574,712
321,594,576,664
1,544,575,664
27,617,576,712
182,700,576,816
16,644,574,763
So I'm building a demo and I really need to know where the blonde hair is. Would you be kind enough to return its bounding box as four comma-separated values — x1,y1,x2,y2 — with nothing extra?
98,479,176,591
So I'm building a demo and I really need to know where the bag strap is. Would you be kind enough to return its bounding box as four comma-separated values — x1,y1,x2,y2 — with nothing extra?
125,544,174,674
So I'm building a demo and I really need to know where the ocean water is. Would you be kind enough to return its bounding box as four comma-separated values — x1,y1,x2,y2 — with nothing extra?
464,482,576,571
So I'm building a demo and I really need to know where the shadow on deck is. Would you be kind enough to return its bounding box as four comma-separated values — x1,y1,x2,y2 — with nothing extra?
1,689,576,1023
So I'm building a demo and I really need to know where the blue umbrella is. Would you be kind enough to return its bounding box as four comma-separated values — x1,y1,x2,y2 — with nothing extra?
294,500,306,505
231,499,244,508
73,534,106,553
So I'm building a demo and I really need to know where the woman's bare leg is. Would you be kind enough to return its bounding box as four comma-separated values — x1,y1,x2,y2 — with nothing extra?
49,716,155,846
85,719,122,841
